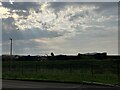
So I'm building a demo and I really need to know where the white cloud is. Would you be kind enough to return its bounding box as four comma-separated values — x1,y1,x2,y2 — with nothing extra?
0,6,11,18
12,3,102,40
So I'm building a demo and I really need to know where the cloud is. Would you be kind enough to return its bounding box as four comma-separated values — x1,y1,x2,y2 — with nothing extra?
1,2,118,55
2,2,40,10
2,27,63,42
11,2,101,39
0,2,41,19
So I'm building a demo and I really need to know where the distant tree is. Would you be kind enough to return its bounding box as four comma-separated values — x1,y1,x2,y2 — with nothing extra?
78,53,81,57
51,52,54,56
77,53,82,59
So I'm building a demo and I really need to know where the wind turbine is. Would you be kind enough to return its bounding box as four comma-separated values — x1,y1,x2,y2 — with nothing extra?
9,38,12,56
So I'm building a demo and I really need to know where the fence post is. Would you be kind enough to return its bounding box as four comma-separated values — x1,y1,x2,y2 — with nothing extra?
8,60,11,77
91,61,94,82
69,64,72,73
21,60,23,75
36,61,38,74
117,60,120,85
9,57,12,78
9,60,11,73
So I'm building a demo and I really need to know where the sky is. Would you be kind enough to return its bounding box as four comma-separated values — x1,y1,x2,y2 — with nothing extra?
0,1,119,55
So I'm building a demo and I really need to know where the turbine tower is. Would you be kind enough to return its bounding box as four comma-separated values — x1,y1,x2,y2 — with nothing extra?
10,38,12,56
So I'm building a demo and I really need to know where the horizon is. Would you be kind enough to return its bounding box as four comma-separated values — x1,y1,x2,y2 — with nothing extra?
1,52,119,56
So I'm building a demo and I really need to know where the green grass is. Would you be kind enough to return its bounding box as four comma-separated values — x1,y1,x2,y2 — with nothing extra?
2,60,120,85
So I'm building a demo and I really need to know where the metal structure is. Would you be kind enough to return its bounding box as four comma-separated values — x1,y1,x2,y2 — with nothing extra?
10,38,12,56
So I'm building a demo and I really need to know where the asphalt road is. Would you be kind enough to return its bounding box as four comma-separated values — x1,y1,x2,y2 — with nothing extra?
2,80,120,90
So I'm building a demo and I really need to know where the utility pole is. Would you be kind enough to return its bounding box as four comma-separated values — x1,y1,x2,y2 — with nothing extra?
10,38,12,56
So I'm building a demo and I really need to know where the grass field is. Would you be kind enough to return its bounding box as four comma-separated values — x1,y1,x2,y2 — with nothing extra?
2,59,120,85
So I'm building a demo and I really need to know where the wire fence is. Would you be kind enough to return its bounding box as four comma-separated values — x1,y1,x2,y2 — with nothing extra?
2,59,120,85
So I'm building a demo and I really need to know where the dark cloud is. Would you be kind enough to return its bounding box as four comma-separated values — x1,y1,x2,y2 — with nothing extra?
2,16,63,41
48,2,67,12
2,25,63,42
22,28,63,39
94,2,118,10
94,2,118,15
48,2,88,13
2,2,39,10
3,17,15,23
49,2,118,15
2,17,18,36
14,10,29,16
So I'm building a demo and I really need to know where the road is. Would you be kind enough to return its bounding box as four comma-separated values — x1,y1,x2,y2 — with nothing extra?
2,80,120,90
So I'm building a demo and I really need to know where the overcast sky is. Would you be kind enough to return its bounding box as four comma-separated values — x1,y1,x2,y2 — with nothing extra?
1,1,118,55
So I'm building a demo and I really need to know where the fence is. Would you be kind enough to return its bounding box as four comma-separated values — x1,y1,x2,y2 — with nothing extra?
2,59,120,85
